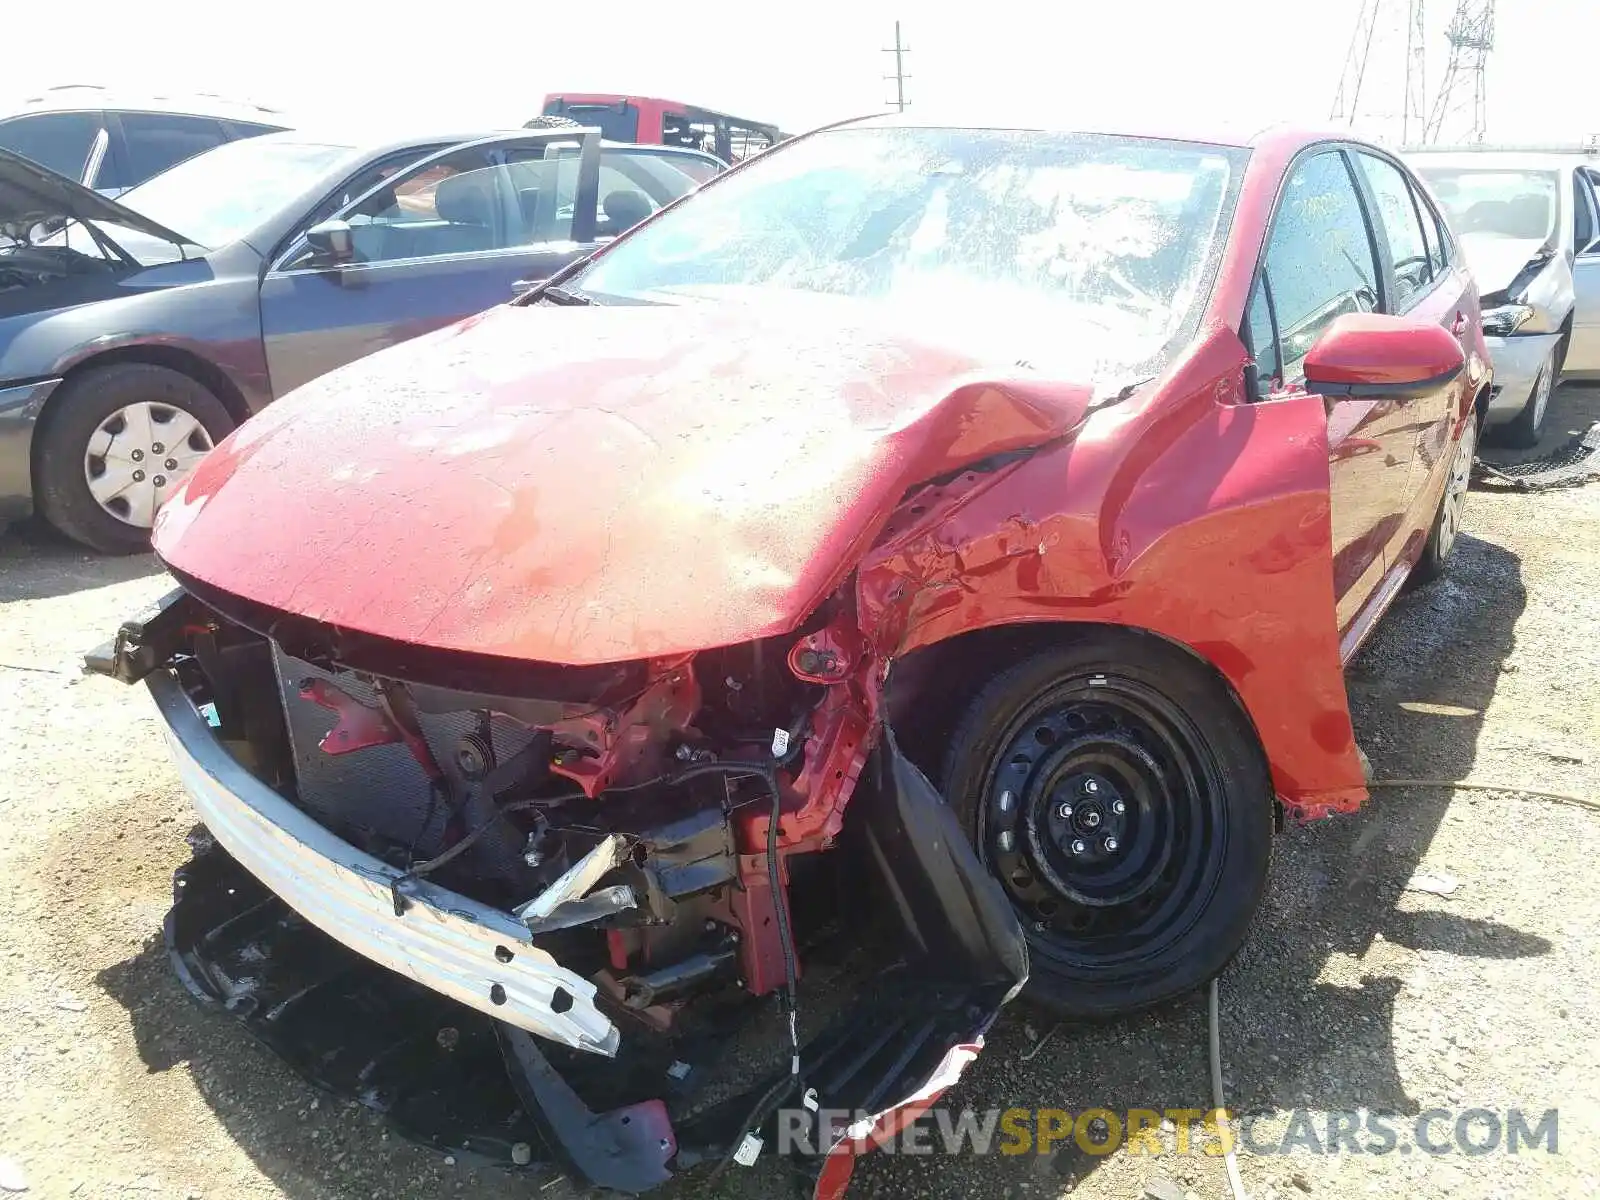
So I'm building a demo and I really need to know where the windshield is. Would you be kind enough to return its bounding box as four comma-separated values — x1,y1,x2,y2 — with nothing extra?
1415,167,1560,242
107,137,355,251
569,126,1243,380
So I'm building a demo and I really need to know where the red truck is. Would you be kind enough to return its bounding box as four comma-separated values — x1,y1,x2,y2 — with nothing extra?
538,93,785,163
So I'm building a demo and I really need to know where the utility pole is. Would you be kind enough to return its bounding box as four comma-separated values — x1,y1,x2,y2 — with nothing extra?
1427,0,1495,143
883,20,910,112
1330,0,1427,144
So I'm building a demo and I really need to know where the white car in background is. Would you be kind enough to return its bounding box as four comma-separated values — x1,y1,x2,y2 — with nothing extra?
0,85,288,196
1407,148,1600,445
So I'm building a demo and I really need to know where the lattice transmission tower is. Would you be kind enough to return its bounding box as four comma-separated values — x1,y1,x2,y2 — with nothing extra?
1331,0,1429,144
1425,1,1496,143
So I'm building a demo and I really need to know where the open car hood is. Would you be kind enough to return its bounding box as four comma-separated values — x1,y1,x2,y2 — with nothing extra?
0,147,192,247
154,301,1095,665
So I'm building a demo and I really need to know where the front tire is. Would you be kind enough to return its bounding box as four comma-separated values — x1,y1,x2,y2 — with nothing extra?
1502,345,1557,449
34,363,234,555
941,631,1274,1019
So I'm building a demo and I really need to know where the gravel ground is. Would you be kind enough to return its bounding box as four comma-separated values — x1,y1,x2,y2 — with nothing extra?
2,386,1599,1200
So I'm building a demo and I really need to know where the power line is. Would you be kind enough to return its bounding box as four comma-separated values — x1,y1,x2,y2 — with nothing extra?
882,20,910,112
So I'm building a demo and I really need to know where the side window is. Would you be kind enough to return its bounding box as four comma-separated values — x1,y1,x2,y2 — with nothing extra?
1262,151,1381,380
118,113,230,185
0,111,102,181
593,149,714,238
1356,153,1433,312
505,146,718,246
222,120,285,139
336,147,507,265
1411,179,1446,276
1573,170,1596,252
1246,275,1279,388
1411,179,1450,274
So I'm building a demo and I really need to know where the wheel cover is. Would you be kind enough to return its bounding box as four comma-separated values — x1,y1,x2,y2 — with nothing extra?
83,401,215,529
1436,414,1476,561
978,673,1229,970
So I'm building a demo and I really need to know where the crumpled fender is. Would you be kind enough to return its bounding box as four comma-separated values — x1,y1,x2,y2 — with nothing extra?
857,328,1366,820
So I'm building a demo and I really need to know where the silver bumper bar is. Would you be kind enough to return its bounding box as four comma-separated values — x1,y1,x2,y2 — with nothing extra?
147,669,620,1057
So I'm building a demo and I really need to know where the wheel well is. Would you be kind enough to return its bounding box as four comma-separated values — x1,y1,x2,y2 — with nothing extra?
883,620,1278,815
54,345,252,427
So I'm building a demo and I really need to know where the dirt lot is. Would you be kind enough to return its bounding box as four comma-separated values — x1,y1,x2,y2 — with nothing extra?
2,386,1599,1200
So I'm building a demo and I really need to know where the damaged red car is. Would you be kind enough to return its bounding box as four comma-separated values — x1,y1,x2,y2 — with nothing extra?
89,113,1487,1196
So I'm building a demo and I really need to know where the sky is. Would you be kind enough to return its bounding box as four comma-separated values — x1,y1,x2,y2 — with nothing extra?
6,0,1597,148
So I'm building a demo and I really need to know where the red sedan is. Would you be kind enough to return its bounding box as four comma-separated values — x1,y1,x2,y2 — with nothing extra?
94,115,1487,1196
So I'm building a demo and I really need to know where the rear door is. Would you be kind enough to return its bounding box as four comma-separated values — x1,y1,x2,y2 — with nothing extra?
1349,149,1474,537
258,131,603,397
1248,149,1413,637
1568,168,1600,373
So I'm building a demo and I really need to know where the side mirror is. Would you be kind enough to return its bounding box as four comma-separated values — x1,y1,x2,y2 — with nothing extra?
1304,313,1465,400
304,219,354,266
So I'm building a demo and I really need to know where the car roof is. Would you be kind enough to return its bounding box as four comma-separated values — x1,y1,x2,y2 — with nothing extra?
836,107,1354,153
1401,146,1600,172
3,84,289,125
231,126,725,162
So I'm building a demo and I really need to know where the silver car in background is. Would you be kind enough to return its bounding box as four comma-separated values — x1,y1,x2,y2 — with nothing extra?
1406,148,1600,445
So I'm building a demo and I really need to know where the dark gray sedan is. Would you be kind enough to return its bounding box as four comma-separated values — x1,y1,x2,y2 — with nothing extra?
0,128,721,552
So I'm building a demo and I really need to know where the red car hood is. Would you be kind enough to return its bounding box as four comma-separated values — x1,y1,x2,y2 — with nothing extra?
155,301,1094,665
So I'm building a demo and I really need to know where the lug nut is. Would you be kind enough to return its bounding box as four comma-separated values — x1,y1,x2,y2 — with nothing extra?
1111,799,1126,815
131,449,144,461
151,442,164,453
164,458,177,470
1056,802,1073,820
1070,839,1086,855
132,470,145,482
1083,778,1101,795
153,475,167,487
1104,836,1119,853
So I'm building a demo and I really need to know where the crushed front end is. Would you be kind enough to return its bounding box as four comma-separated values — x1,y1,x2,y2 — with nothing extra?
87,582,1026,1196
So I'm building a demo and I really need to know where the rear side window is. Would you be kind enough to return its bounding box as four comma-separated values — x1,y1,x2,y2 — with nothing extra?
1356,152,1433,312
117,113,231,186
1411,177,1450,274
0,110,102,181
1258,151,1381,380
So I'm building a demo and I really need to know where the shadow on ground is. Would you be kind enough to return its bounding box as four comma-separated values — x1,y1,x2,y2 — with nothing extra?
0,520,163,603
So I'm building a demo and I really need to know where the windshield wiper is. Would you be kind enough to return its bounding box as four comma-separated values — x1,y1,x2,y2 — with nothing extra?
538,285,592,306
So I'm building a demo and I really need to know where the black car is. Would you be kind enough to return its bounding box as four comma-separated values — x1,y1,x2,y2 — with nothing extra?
0,128,722,552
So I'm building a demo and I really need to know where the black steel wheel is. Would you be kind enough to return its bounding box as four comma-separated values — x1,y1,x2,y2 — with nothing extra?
942,631,1273,1018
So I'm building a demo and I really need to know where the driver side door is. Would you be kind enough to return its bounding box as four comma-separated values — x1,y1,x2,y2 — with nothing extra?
1247,149,1416,643
258,132,603,398
1569,168,1600,374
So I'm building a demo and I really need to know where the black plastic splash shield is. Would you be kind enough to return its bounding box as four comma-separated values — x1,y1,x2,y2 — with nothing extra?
159,730,1025,1198
1475,421,1600,491
164,844,572,1182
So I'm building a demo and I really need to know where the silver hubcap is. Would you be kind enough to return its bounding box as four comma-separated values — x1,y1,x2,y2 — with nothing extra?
1436,415,1475,560
1530,359,1554,430
83,401,214,528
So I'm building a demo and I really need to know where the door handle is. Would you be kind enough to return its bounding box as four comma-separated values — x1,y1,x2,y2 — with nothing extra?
1451,311,1468,337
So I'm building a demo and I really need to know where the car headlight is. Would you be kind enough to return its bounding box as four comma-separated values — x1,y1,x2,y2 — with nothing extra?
1481,303,1536,337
